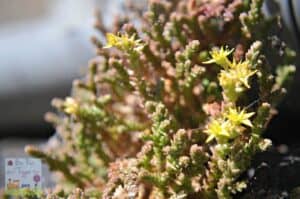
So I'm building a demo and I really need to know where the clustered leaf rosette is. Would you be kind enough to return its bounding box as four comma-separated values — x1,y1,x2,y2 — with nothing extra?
19,0,297,199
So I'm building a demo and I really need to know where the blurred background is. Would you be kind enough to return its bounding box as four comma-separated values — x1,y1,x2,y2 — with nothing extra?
0,0,124,138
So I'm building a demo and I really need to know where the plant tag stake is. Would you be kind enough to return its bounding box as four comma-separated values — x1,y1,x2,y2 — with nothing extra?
5,158,42,190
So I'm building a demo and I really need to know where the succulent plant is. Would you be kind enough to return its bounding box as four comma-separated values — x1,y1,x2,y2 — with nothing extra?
20,0,296,198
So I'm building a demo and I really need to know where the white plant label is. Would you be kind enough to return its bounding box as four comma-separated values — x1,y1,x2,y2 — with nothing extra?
5,158,42,190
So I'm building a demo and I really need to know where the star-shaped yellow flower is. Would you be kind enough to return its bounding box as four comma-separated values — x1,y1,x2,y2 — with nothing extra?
104,33,144,52
204,119,233,143
218,60,257,102
204,107,255,143
225,107,255,127
203,47,234,68
231,60,257,88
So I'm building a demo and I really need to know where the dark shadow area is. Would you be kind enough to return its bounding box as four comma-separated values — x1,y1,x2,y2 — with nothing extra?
265,107,300,147
0,124,54,139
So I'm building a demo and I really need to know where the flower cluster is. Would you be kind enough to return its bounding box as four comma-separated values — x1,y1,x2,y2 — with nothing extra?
205,107,254,143
205,48,257,102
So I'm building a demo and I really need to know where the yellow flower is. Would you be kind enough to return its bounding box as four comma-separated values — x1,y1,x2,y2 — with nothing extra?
231,60,257,88
218,60,257,102
219,69,235,88
203,47,234,68
105,33,119,48
64,97,79,114
204,119,233,143
219,69,240,102
225,107,255,127
204,107,254,143
104,33,144,52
